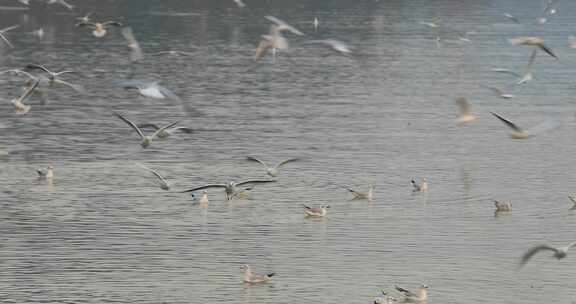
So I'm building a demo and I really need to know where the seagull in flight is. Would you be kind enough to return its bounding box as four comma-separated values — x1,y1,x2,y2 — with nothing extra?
455,97,476,126
76,20,122,38
114,80,182,101
179,180,276,201
304,39,353,56
265,15,304,36
113,112,180,148
480,85,515,99
503,13,520,23
11,78,38,115
490,112,558,139
255,25,289,62
519,242,576,268
395,284,429,302
46,0,74,10
37,164,54,179
135,163,170,190
137,123,192,139
24,64,85,93
509,37,557,59
246,156,299,177
240,264,275,284
411,178,428,192
121,26,144,62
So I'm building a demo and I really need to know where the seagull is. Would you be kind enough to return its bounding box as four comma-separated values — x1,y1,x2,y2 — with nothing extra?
254,25,289,62
233,0,245,8
0,25,19,48
136,163,170,190
240,264,275,284
568,195,576,210
480,85,515,99
24,64,85,93
305,39,353,56
411,178,428,192
114,80,182,101
313,17,319,29
179,180,277,201
37,164,54,179
121,26,144,62
246,156,299,177
519,242,576,268
503,13,520,23
265,15,304,36
113,112,180,148
490,112,557,139
494,200,512,212
342,184,375,200
509,37,557,59
455,97,476,126
374,291,399,304
11,79,39,115
395,285,429,302
76,20,122,38
517,48,537,85
46,0,74,10
303,204,329,217
192,190,210,207
137,123,192,139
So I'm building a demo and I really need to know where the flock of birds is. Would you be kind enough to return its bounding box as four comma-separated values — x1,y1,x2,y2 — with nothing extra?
1,0,576,303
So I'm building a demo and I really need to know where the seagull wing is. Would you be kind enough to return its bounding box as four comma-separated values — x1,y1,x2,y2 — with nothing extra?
136,163,169,189
150,120,180,139
490,112,523,133
520,245,560,267
53,78,86,94
137,123,161,131
236,180,277,187
255,38,273,61
455,97,471,115
121,26,145,62
537,43,557,59
0,25,19,33
265,15,304,35
274,158,300,169
490,68,521,78
395,286,416,297
25,63,52,74
113,112,146,140
103,21,123,27
246,156,268,169
157,85,181,101
19,79,40,102
179,184,227,193
76,21,97,28
0,33,15,48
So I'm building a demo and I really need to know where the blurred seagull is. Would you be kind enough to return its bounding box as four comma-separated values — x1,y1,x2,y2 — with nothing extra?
0,25,19,48
342,184,375,200
254,25,288,62
494,200,512,212
137,123,192,139
46,0,74,10
411,178,428,192
490,112,558,139
265,15,304,36
568,194,576,210
517,48,537,85
519,242,576,268
240,264,275,284
395,284,429,302
313,17,319,30
233,0,245,8
75,11,93,23
480,85,515,99
455,97,476,126
509,37,557,59
37,164,54,179
246,156,299,177
503,13,520,23
25,63,74,81
305,39,353,56
24,64,85,93
76,20,122,38
11,79,39,114
136,163,170,190
180,180,277,201
374,291,399,304
192,190,210,207
151,50,194,57
121,26,144,62
113,112,180,148
303,204,329,217
115,80,182,101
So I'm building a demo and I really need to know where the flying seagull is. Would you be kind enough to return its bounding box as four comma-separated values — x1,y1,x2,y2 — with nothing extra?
455,97,476,126
264,15,304,36
114,80,182,101
519,242,576,268
113,112,180,148
480,85,515,99
11,78,39,115
76,20,122,38
490,112,557,139
304,39,353,56
509,37,557,59
179,180,276,201
246,156,299,177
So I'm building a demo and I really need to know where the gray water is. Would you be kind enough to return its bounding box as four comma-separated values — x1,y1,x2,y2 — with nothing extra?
1,0,576,303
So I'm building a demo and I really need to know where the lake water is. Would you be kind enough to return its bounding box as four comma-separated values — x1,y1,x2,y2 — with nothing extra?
1,0,576,303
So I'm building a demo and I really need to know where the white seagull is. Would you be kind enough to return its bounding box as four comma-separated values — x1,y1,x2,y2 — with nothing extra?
137,123,192,139
494,200,512,212
76,20,122,38
121,26,144,62
411,178,428,192
395,284,429,302
115,80,182,101
180,180,277,201
37,164,54,179
480,85,515,99
303,204,329,217
519,242,576,268
113,112,180,148
490,112,557,139
246,156,299,177
240,264,275,284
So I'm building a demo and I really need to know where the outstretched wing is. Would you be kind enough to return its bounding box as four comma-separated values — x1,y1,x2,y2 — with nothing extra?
395,285,416,297
113,112,145,140
275,158,300,169
490,112,523,133
519,245,559,267
246,156,268,168
179,184,226,193
236,179,277,187
455,97,471,115
150,120,180,139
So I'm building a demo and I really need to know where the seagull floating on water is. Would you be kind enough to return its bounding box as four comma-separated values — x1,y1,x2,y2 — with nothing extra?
519,242,576,268
180,180,276,201
246,156,299,177
37,164,54,179
303,204,329,217
411,178,428,192
240,264,275,284
113,112,180,148
395,284,429,302
494,200,512,212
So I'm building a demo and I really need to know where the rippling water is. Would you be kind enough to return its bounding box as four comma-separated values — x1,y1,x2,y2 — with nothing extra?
1,0,576,303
